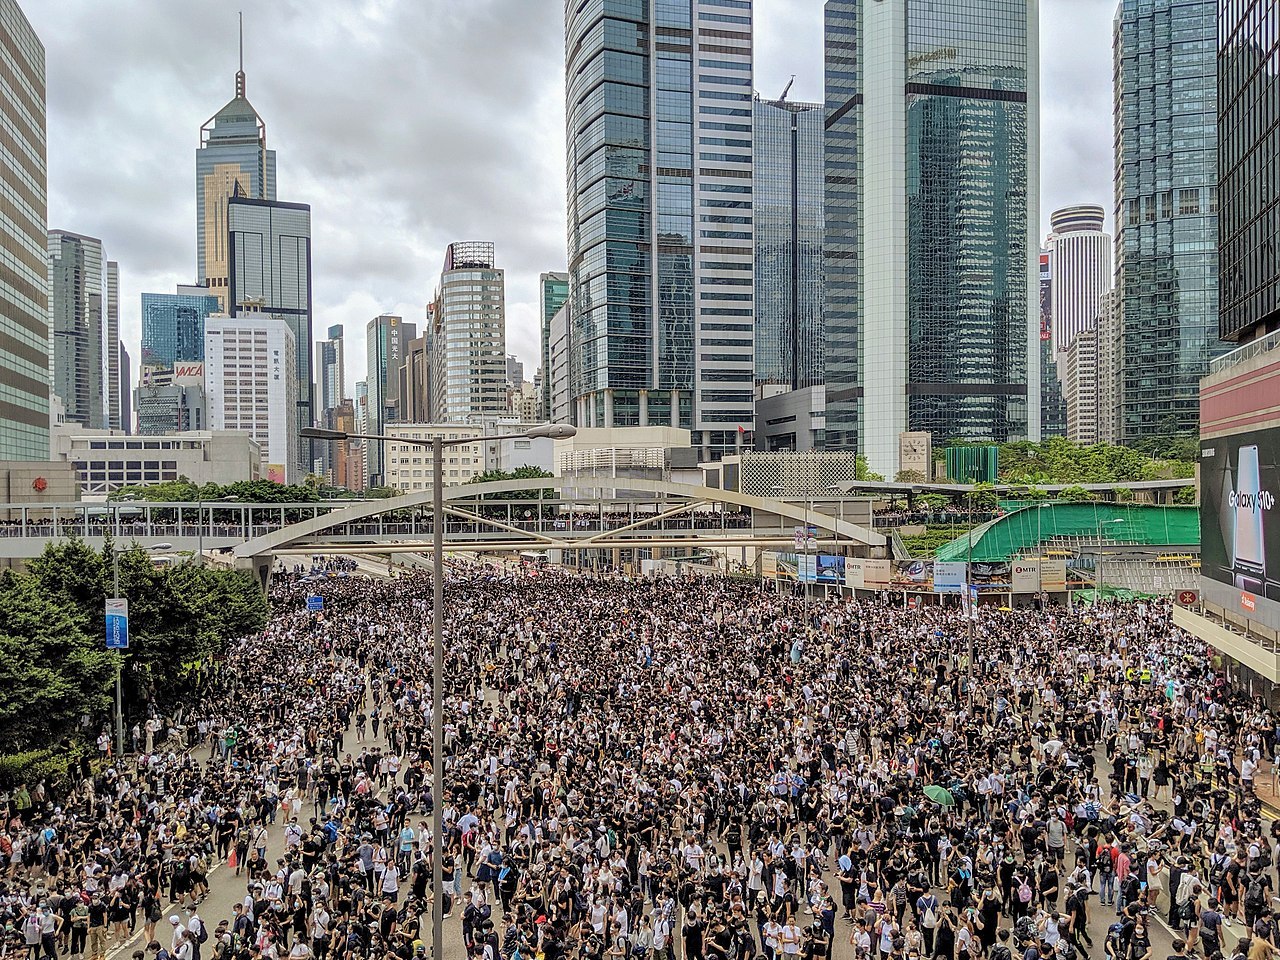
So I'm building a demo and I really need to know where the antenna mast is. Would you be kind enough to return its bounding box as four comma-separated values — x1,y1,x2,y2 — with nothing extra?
235,12,246,97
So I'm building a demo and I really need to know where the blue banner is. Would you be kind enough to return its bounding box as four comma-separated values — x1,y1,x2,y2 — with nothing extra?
306,595,324,612
105,598,128,650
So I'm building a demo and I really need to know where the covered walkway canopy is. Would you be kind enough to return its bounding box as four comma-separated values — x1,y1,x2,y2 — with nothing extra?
932,502,1200,563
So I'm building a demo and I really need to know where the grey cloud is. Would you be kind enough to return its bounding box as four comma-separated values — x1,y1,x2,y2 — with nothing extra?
31,0,1117,399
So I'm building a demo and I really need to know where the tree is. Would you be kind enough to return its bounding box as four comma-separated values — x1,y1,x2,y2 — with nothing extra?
855,456,885,483
895,469,927,484
1059,484,1097,503
0,572,113,754
1173,485,1197,505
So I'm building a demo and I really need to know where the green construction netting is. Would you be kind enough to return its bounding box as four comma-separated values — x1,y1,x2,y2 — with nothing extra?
932,503,1200,563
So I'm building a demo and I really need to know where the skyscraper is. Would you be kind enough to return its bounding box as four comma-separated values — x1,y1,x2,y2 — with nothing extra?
365,315,416,485
1039,248,1067,437
315,324,345,422
226,195,312,474
196,23,276,310
1218,0,1279,343
119,344,131,433
141,287,222,369
564,0,755,459
430,242,508,423
205,312,297,484
824,0,1040,475
1048,205,1111,355
0,0,47,460
539,272,568,420
753,94,824,390
105,261,120,430
47,231,108,429
1113,0,1222,442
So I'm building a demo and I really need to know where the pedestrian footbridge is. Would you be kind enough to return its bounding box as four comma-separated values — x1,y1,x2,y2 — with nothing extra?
0,479,886,584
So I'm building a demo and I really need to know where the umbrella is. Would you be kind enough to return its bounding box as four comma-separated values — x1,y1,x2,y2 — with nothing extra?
923,785,955,807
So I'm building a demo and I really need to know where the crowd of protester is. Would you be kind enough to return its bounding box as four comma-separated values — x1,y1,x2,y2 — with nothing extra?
0,567,1277,960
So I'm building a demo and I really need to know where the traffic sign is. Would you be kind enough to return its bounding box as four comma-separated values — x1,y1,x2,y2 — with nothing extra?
306,595,324,612
1176,589,1199,606
105,598,129,650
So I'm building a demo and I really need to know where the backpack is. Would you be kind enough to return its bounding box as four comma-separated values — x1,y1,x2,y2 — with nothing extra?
1246,876,1265,908
1258,844,1274,869
1018,881,1033,903
196,919,209,945
921,900,938,930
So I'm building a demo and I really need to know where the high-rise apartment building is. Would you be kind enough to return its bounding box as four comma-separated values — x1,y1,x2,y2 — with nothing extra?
226,195,312,473
0,0,48,460
196,43,276,309
47,231,110,429
204,312,297,484
141,286,222,369
564,0,755,460
430,242,508,423
824,0,1040,475
539,272,568,419
364,315,416,485
754,95,823,390
1048,205,1111,355
1113,0,1223,442
1218,0,1279,343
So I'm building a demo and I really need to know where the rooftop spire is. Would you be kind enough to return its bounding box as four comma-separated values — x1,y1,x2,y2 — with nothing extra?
235,11,245,98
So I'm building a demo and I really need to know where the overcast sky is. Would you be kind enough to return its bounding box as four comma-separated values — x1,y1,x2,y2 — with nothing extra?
28,0,1117,399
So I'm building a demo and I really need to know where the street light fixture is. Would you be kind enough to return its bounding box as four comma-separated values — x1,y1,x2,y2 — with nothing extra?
110,538,173,756
301,422,576,960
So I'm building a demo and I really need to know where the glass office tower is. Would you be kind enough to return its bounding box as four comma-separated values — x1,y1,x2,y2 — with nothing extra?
824,0,1039,475
47,231,107,429
227,196,312,474
196,57,276,309
1218,0,1280,343
140,288,221,368
539,272,569,420
564,0,755,459
754,95,824,390
0,0,48,459
1113,0,1224,441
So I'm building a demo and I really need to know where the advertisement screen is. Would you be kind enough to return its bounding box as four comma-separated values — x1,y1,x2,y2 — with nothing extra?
1201,429,1280,612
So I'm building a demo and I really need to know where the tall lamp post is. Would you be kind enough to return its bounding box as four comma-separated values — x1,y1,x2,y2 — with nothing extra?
1095,517,1125,606
302,422,576,960
109,536,173,756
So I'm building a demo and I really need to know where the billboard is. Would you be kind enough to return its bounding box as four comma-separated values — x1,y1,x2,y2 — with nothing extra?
1012,559,1041,593
847,558,891,590
1201,429,1280,617
933,561,967,594
1041,559,1068,592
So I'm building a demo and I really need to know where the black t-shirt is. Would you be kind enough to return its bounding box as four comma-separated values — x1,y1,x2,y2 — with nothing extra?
88,902,108,927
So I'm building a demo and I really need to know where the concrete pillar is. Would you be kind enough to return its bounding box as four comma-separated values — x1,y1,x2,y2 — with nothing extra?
638,389,649,426
604,389,614,428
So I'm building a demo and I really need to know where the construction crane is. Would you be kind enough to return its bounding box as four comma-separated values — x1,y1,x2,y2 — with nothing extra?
779,75,795,102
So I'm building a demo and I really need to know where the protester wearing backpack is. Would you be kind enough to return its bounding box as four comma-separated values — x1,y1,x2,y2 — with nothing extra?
916,891,940,955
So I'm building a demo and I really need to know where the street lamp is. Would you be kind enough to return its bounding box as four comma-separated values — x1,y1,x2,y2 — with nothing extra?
1095,518,1126,606
110,538,173,756
301,421,576,960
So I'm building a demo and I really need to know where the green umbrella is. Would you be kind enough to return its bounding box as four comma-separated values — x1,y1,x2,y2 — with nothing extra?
923,785,955,807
